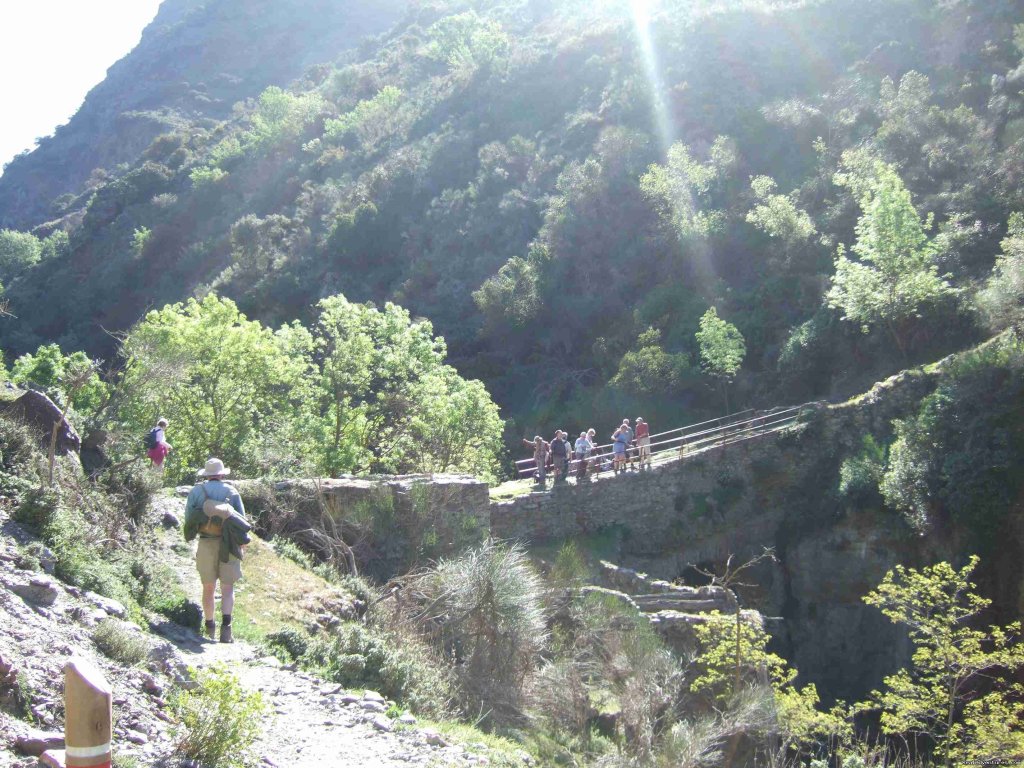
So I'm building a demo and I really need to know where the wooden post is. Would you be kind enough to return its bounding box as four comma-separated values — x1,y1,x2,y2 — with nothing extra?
63,657,112,768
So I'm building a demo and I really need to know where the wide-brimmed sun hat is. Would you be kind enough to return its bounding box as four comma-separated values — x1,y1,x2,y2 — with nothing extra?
198,458,231,478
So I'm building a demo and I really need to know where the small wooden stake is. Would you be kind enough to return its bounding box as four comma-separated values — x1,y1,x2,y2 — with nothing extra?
63,657,112,768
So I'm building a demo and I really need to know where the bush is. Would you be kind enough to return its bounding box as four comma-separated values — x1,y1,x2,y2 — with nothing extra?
170,665,266,768
98,465,159,527
14,473,138,614
92,620,149,666
272,537,315,570
411,541,547,726
837,435,886,501
265,627,310,661
131,555,201,630
0,415,38,503
302,622,453,718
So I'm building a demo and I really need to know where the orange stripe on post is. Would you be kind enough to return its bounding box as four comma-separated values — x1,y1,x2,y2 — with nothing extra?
64,657,112,768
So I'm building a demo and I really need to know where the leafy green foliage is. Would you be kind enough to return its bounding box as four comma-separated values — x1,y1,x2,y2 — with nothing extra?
118,294,308,481
9,343,108,420
978,212,1024,330
640,138,735,241
324,86,404,149
861,557,1024,767
424,11,511,72
692,612,849,755
170,665,267,768
745,176,815,245
0,229,41,283
880,332,1024,543
302,622,453,718
695,308,745,383
827,158,953,357
837,435,887,500
308,295,503,479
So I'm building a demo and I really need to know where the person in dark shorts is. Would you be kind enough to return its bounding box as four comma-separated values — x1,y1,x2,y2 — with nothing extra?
549,430,571,483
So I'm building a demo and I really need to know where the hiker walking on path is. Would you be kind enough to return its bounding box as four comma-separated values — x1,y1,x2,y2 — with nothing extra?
145,418,172,468
574,430,594,480
523,436,549,486
611,425,629,474
183,458,251,643
635,417,652,470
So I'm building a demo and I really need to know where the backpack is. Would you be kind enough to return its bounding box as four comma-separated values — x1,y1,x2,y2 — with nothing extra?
199,485,234,537
143,427,161,450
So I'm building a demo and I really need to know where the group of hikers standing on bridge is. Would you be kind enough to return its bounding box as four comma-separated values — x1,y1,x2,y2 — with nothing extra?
523,417,652,487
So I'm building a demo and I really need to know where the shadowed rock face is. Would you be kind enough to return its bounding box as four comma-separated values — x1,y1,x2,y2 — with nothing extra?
0,0,408,230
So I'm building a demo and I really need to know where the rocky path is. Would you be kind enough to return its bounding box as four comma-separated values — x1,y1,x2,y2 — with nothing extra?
0,500,512,768
159,621,492,768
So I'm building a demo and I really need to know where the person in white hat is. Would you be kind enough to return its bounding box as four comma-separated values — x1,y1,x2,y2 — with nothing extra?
182,458,249,642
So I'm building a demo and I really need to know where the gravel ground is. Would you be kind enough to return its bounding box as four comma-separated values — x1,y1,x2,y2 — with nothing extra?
0,500,524,768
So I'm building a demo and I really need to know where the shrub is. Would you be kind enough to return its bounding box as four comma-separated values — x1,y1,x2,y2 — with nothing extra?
98,465,159,527
272,537,315,570
170,666,266,768
411,541,547,726
131,555,201,630
0,415,38,503
92,620,149,666
302,622,453,718
265,627,310,661
837,435,886,501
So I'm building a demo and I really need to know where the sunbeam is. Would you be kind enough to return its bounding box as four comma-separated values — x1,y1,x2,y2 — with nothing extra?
630,0,720,297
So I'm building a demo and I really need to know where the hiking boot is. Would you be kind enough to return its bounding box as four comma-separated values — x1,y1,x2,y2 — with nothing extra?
219,623,233,644
204,620,216,640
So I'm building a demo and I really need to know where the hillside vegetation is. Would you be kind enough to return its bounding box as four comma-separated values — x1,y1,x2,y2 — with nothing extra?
1,0,1023,445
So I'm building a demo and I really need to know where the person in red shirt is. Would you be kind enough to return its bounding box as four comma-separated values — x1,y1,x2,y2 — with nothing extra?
635,417,651,470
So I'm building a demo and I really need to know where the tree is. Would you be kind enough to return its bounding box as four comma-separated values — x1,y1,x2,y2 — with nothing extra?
826,158,953,358
10,343,108,421
861,557,1024,767
0,230,41,283
745,176,816,246
977,212,1024,330
324,86,405,149
310,295,504,480
640,137,736,241
695,307,745,413
424,11,511,73
118,295,309,481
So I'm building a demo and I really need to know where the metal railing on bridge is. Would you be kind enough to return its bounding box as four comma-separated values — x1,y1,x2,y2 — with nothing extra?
514,404,813,482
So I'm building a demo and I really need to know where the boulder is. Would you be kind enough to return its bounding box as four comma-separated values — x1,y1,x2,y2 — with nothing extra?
14,730,64,756
86,592,127,618
0,390,80,455
8,575,60,607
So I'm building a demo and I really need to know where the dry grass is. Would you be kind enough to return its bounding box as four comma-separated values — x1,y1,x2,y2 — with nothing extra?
231,537,340,635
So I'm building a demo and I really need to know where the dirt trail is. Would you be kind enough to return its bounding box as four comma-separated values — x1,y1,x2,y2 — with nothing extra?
159,620,476,767
0,496,500,768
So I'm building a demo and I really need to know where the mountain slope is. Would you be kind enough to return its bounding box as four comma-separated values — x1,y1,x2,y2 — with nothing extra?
1,0,1023,435
0,0,407,231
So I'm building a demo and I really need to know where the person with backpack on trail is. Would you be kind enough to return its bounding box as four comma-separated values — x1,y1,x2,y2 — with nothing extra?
145,418,172,468
183,458,251,643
